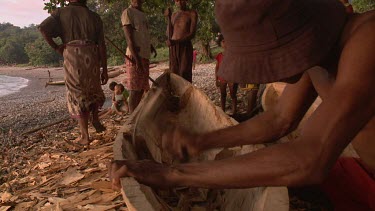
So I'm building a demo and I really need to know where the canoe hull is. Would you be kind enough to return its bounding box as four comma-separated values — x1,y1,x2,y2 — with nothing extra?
114,73,289,211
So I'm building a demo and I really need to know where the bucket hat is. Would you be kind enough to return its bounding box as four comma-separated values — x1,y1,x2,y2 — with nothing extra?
215,0,348,83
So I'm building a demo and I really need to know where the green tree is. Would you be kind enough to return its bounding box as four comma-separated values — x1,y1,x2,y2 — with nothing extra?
0,39,28,64
25,37,61,66
43,0,219,62
0,23,43,64
190,0,217,59
352,0,375,12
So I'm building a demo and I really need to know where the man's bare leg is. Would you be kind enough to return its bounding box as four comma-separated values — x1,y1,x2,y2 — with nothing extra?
229,83,238,114
129,90,144,113
77,115,90,145
219,82,227,112
246,89,258,114
92,106,106,132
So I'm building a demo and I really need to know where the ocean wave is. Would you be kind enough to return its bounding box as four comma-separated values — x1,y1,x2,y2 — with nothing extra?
0,75,29,98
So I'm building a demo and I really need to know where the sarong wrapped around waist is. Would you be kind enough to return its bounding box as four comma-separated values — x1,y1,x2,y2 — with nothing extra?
169,40,193,82
63,40,105,118
124,55,150,91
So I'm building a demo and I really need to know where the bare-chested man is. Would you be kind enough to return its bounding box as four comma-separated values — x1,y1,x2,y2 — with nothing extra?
110,0,375,209
165,0,198,83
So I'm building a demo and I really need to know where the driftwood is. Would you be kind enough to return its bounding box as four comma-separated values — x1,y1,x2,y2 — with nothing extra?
114,73,289,211
22,116,70,136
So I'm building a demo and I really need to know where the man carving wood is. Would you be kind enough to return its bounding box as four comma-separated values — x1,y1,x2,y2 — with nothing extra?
110,0,375,209
165,0,198,83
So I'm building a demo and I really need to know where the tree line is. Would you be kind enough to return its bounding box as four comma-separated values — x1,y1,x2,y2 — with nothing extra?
1,0,374,66
0,23,61,66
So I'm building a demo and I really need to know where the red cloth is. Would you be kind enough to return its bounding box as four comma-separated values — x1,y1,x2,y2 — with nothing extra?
193,50,198,61
346,5,354,14
216,52,226,83
321,157,375,211
124,56,150,91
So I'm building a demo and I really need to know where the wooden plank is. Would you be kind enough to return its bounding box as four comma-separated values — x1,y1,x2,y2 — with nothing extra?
113,123,164,211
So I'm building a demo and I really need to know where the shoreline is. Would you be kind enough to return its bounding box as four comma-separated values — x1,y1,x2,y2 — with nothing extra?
0,66,69,150
0,75,29,98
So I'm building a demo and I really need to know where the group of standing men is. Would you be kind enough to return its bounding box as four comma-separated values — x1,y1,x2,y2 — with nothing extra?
39,0,197,146
122,0,197,113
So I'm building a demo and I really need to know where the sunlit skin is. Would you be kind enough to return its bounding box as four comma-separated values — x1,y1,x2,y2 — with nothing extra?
110,11,375,189
165,0,198,46
215,39,238,114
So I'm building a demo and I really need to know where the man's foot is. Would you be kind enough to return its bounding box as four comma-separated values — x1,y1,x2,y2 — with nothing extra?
93,121,106,133
77,137,90,146
64,137,90,149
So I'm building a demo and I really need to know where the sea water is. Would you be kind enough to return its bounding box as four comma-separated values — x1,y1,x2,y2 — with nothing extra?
0,75,29,98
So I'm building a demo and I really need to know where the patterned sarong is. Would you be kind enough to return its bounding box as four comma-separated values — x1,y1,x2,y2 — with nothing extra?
63,40,105,118
124,55,150,91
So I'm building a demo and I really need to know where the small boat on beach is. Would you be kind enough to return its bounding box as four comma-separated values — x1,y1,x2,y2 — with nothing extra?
113,73,289,211
45,80,65,87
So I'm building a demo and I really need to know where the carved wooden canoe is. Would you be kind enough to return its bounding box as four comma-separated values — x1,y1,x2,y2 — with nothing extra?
114,73,289,211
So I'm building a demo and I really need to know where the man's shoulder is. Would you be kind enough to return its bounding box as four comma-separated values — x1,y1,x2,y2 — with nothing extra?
122,7,146,18
122,7,131,13
189,9,198,17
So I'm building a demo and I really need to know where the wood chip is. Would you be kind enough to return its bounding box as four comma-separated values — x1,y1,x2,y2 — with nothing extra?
81,203,124,211
60,167,85,185
91,181,113,192
14,201,36,211
0,192,12,203
0,206,11,211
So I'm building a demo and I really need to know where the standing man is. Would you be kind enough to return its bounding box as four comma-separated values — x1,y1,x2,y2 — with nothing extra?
39,0,108,147
121,0,156,113
110,0,375,209
165,0,198,83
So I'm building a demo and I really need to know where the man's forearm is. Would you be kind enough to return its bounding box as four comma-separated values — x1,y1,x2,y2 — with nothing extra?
99,43,107,70
196,74,318,152
40,31,58,50
123,26,140,61
171,141,311,189
196,110,289,152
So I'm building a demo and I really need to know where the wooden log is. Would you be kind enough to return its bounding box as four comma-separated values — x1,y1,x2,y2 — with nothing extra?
22,116,70,135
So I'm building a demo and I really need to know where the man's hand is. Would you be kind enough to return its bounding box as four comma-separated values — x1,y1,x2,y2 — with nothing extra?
55,44,65,56
108,160,176,190
166,39,175,47
101,68,109,85
164,8,172,18
162,127,200,161
134,56,145,72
